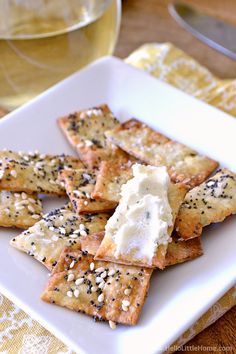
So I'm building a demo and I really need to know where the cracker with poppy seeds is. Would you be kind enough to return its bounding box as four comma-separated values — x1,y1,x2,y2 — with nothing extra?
0,150,83,195
58,104,127,168
41,248,153,326
164,235,203,267
92,157,138,203
10,203,110,270
80,231,203,267
95,166,187,269
175,169,236,240
0,191,43,229
59,169,116,214
105,119,218,189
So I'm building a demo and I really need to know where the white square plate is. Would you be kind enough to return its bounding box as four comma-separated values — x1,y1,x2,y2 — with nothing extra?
0,57,236,354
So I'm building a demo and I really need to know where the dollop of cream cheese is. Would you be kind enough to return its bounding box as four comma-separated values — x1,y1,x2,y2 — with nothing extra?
105,164,173,264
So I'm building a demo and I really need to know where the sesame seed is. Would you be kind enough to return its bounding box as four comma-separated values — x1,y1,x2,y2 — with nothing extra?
109,320,116,330
70,260,75,268
28,205,35,213
21,192,27,199
80,230,87,237
82,173,92,181
85,192,91,199
79,223,86,230
83,201,88,206
49,226,55,231
59,227,66,235
108,269,115,276
122,300,130,307
67,273,75,282
90,262,95,271
10,170,17,178
14,193,20,198
32,214,40,219
96,277,103,283
16,206,25,211
74,289,80,298
49,179,56,185
16,200,28,206
101,271,107,278
98,281,105,289
67,290,73,298
95,267,105,273
85,139,93,147
122,304,128,312
91,286,97,292
75,278,84,285
124,288,131,296
70,233,78,239
98,294,104,302
28,198,36,204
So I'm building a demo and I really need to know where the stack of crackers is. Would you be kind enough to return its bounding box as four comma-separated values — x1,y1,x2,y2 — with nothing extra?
2,104,236,329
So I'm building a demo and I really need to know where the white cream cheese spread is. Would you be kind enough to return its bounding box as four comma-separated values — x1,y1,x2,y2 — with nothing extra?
105,164,173,263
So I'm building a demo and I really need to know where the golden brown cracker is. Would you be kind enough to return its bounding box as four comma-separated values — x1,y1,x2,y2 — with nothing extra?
0,150,83,195
0,191,42,229
105,119,218,189
92,157,136,203
59,169,116,214
10,204,110,270
175,169,236,239
165,236,203,266
41,248,152,325
58,105,122,168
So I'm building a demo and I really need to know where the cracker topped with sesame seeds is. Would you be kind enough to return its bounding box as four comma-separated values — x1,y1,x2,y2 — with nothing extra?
10,203,110,270
105,119,218,189
58,104,125,168
175,169,236,240
41,248,152,326
0,191,43,229
0,150,83,195
59,169,116,214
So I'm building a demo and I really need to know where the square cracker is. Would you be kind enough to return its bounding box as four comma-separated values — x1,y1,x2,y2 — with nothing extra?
0,191,42,229
92,156,138,203
95,182,187,269
0,150,83,195
59,169,116,214
165,236,203,267
105,119,218,189
41,248,152,325
10,204,110,270
58,104,126,168
175,168,236,240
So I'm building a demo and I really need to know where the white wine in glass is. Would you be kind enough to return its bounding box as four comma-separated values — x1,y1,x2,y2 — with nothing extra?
0,0,120,110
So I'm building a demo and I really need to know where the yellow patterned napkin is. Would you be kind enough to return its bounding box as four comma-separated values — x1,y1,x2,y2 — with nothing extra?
0,43,236,353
